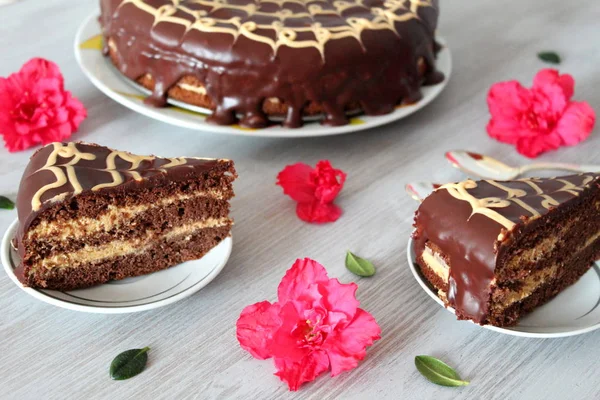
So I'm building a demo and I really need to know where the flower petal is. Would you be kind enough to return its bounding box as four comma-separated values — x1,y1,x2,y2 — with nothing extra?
274,350,330,391
296,201,342,223
319,279,359,322
486,81,532,144
487,81,531,118
276,163,316,203
236,301,282,360
310,160,347,203
555,101,596,146
20,58,64,87
323,308,381,376
277,258,329,303
270,301,311,362
515,132,562,158
533,68,574,100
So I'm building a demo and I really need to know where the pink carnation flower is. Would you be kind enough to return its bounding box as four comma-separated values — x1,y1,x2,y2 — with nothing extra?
236,258,381,391
487,69,595,158
0,58,87,152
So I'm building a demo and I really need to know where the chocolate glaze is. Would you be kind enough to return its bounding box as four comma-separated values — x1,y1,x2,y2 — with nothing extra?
99,0,443,128
15,142,231,282
413,174,600,323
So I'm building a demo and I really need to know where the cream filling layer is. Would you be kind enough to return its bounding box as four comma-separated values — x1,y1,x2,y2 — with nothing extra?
177,83,207,95
494,266,558,309
423,230,600,309
504,217,578,271
177,83,281,104
28,190,224,241
422,245,449,283
32,217,231,272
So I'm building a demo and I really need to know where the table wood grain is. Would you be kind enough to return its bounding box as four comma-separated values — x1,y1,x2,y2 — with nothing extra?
1,1,599,399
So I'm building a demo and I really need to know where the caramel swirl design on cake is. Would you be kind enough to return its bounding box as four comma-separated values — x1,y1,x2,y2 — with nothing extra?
28,142,210,210
31,143,97,211
119,0,433,59
438,174,599,231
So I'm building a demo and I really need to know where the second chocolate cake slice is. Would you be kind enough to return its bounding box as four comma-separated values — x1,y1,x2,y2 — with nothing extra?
413,173,600,327
15,142,236,291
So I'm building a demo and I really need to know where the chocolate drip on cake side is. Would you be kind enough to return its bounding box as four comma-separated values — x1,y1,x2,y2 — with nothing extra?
99,0,443,128
413,174,599,323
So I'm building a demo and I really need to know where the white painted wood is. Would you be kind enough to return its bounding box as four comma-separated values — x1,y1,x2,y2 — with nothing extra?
0,1,599,399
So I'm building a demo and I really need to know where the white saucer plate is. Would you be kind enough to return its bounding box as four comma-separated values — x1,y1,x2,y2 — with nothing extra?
2,219,232,314
74,12,452,138
407,238,600,338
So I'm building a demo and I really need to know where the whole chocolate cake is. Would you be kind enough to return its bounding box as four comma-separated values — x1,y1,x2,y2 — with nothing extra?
99,0,443,128
15,142,236,291
413,174,600,327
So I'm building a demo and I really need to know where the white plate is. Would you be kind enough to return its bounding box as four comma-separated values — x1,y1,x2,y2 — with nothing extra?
74,12,452,138
1,219,232,314
407,238,600,338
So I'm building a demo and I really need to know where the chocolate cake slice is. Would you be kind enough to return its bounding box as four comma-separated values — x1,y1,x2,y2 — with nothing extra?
15,142,236,291
412,173,600,327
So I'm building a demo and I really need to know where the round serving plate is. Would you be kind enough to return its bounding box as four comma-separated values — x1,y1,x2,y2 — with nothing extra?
407,238,600,338
1,219,232,314
74,12,452,138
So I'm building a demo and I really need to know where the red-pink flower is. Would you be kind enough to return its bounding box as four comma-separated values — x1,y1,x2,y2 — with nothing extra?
236,258,381,391
0,58,87,152
276,161,347,223
487,69,595,158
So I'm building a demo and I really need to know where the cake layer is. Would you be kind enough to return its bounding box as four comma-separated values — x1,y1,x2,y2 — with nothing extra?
21,184,232,264
24,192,231,262
30,217,231,272
23,224,232,291
26,189,226,241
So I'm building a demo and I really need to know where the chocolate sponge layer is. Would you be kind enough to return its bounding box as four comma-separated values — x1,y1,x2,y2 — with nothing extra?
24,225,232,291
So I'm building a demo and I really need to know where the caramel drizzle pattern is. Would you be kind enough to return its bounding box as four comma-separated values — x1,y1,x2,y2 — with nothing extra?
439,176,596,230
118,0,433,60
30,143,203,211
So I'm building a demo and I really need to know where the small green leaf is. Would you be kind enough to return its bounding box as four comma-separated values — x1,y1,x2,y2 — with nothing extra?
0,196,14,210
110,347,150,380
345,251,376,277
415,355,469,387
537,51,561,64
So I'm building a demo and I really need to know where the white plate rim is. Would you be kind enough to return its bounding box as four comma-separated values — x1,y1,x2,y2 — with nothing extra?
406,237,600,338
74,12,452,138
1,219,232,314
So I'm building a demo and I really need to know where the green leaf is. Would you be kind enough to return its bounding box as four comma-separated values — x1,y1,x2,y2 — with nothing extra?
0,196,14,210
345,251,376,277
537,51,561,64
110,347,150,380
415,355,469,387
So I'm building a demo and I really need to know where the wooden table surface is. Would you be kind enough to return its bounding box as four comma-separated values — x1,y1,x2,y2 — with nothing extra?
1,1,599,399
